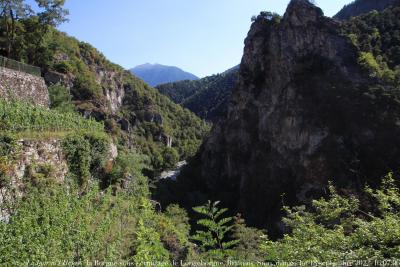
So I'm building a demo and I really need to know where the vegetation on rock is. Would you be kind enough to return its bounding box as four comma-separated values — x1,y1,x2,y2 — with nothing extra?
62,132,110,189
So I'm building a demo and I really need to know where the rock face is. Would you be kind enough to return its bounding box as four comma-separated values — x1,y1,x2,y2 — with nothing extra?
0,138,119,219
44,67,126,115
191,0,400,233
12,139,68,181
0,67,49,107
97,69,126,114
0,139,68,220
44,70,74,89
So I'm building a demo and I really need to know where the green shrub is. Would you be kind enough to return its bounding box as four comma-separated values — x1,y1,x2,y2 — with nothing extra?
192,201,238,260
24,163,58,189
132,220,171,264
54,61,74,74
0,100,103,133
48,84,75,113
261,174,400,262
230,214,266,261
358,52,383,78
62,132,109,188
0,134,17,158
107,152,151,197
0,134,18,189
0,184,117,264
74,71,102,100
161,147,179,170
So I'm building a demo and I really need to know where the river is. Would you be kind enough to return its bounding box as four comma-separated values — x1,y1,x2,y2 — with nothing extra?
159,161,187,181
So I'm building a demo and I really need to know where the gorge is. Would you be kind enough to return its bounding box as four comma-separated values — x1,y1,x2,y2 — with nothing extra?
1,0,400,263
173,0,400,235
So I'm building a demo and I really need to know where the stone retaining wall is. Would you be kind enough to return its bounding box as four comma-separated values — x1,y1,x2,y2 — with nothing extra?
0,67,49,107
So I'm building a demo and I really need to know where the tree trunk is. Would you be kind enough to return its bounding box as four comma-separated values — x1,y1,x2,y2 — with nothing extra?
1,2,12,57
9,8,15,59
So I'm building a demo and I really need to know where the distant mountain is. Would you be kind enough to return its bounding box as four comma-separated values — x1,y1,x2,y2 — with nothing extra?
156,66,239,122
334,0,397,20
130,63,198,86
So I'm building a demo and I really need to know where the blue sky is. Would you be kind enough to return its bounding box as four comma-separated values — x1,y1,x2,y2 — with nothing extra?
57,0,353,78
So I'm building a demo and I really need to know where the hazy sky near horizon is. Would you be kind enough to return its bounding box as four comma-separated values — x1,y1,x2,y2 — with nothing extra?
57,0,353,78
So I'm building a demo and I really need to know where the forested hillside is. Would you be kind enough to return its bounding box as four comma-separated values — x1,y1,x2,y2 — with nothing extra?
156,68,238,122
342,4,400,84
334,0,397,20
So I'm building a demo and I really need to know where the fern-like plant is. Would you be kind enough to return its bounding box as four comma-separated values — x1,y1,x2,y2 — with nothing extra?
192,200,238,255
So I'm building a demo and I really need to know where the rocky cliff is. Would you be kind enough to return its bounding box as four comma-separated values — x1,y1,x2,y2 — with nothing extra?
0,139,67,220
181,0,400,234
44,55,126,115
0,137,119,220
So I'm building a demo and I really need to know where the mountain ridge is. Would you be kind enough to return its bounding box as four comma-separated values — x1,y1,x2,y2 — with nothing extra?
130,63,198,86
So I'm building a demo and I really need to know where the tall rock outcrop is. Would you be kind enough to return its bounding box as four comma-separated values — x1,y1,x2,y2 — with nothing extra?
184,0,400,234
